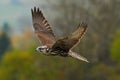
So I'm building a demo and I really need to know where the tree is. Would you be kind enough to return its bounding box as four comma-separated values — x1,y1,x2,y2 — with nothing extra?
45,0,120,63
0,22,11,59
88,0,120,63
110,29,120,61
0,50,37,80
0,32,10,58
0,48,84,80
2,22,11,33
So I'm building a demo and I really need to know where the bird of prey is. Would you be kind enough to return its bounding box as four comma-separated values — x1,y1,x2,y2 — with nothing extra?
31,7,89,62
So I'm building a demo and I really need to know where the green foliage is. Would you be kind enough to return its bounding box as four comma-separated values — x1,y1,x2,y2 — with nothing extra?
110,30,120,61
0,48,85,80
89,63,120,80
0,50,36,80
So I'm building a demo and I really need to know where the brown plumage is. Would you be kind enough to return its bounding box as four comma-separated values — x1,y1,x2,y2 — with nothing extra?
31,7,89,62
31,7,56,48
51,23,87,53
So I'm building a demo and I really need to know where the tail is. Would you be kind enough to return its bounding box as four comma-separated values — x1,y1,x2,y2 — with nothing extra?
68,50,89,63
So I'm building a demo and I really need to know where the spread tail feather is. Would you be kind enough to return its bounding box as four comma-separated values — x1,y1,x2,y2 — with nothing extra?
68,50,89,63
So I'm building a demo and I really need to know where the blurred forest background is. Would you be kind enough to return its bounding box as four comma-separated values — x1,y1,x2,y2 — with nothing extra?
0,0,120,80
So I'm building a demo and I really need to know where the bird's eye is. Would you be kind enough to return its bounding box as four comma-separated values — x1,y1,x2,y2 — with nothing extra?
39,48,43,50
38,48,41,50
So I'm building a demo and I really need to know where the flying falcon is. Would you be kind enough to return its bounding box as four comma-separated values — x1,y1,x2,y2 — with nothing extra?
31,7,89,62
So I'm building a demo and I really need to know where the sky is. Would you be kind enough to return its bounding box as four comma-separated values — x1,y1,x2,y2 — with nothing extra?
0,0,31,26
0,0,47,34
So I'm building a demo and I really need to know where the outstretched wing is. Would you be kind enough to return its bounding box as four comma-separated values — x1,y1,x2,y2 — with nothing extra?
31,7,56,48
68,50,89,62
52,22,88,52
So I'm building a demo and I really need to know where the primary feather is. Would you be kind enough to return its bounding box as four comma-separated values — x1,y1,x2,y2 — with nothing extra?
51,22,88,53
31,7,56,48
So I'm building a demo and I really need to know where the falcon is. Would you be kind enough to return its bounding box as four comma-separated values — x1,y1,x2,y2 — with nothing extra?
31,7,89,62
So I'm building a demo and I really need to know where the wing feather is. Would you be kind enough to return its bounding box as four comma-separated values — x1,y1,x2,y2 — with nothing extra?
31,7,56,48
52,22,88,52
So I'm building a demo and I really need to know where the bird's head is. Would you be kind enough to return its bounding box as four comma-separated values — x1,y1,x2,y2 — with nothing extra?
35,45,48,54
